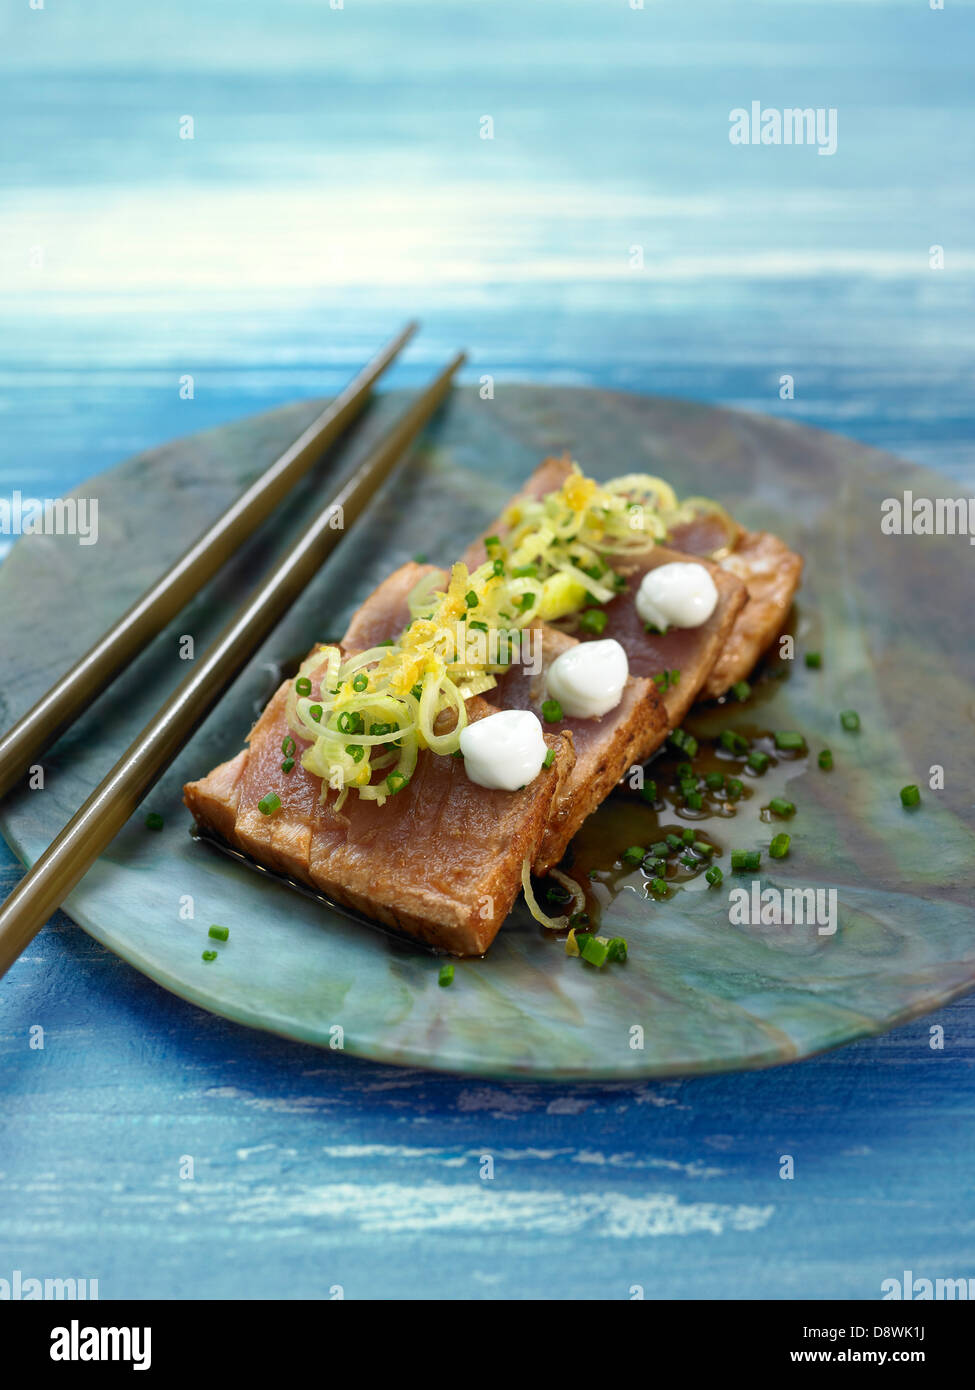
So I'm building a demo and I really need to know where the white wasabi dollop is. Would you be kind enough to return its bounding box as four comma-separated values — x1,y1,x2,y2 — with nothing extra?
459,709,549,791
545,639,629,719
635,561,718,631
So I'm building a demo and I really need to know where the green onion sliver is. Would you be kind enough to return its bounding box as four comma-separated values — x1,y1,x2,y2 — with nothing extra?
208,924,230,942
731,849,761,872
769,833,791,859
438,962,455,987
258,792,281,817
900,784,921,808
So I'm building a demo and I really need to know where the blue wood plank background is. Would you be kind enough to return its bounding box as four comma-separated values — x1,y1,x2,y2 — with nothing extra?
1,0,974,1300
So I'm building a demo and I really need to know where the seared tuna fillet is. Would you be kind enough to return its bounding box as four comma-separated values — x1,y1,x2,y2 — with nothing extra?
184,675,574,956
668,523,804,698
485,626,668,874
470,455,800,705
580,546,746,727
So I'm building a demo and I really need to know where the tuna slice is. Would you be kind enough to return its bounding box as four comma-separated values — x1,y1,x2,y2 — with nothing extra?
184,665,574,956
468,454,801,704
579,545,746,727
484,626,668,874
342,563,669,872
668,522,803,697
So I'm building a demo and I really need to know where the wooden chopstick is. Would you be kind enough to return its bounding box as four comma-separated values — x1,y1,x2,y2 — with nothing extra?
0,322,418,802
0,350,465,978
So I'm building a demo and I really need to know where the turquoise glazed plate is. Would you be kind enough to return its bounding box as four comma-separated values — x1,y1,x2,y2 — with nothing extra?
1,387,973,1079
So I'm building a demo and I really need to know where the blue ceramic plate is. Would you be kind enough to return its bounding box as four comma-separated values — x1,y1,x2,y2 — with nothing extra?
1,387,973,1078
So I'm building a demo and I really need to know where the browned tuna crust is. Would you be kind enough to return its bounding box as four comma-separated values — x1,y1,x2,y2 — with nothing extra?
485,626,668,874
184,676,574,957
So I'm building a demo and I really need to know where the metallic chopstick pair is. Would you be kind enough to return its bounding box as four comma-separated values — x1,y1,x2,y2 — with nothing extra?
0,326,466,978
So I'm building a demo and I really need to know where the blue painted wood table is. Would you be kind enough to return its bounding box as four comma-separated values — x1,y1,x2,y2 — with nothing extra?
1,0,973,1299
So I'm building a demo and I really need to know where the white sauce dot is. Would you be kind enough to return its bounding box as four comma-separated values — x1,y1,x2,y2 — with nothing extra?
459,709,548,791
545,639,629,719
635,561,718,631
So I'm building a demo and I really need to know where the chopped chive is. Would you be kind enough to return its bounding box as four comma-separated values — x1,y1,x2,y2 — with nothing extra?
621,845,645,867
731,680,751,702
308,703,323,722
519,592,536,610
675,761,694,779
144,812,164,831
208,924,229,942
438,962,455,987
705,771,725,791
493,559,505,576
639,779,658,804
805,651,822,669
731,849,761,871
769,833,791,859
484,535,500,549
378,638,394,646
768,797,796,818
665,834,683,851
669,728,698,757
684,790,703,810
410,684,423,701
705,865,723,887
606,937,628,963
295,676,312,696
747,751,770,774
346,744,365,763
281,735,296,757
693,841,715,857
720,729,749,755
580,935,610,968
774,730,805,752
650,877,668,895
511,563,538,578
201,950,218,963
642,857,665,875
469,619,489,632
900,784,921,808
258,792,281,816
465,590,478,608
281,757,295,773
541,698,563,723
369,722,394,736
650,841,670,857
682,828,695,845
726,777,744,800
818,748,833,771
669,669,680,686
840,710,860,732
352,673,368,693
337,710,361,734
543,748,555,768
578,608,608,635
569,910,590,931
386,772,409,795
